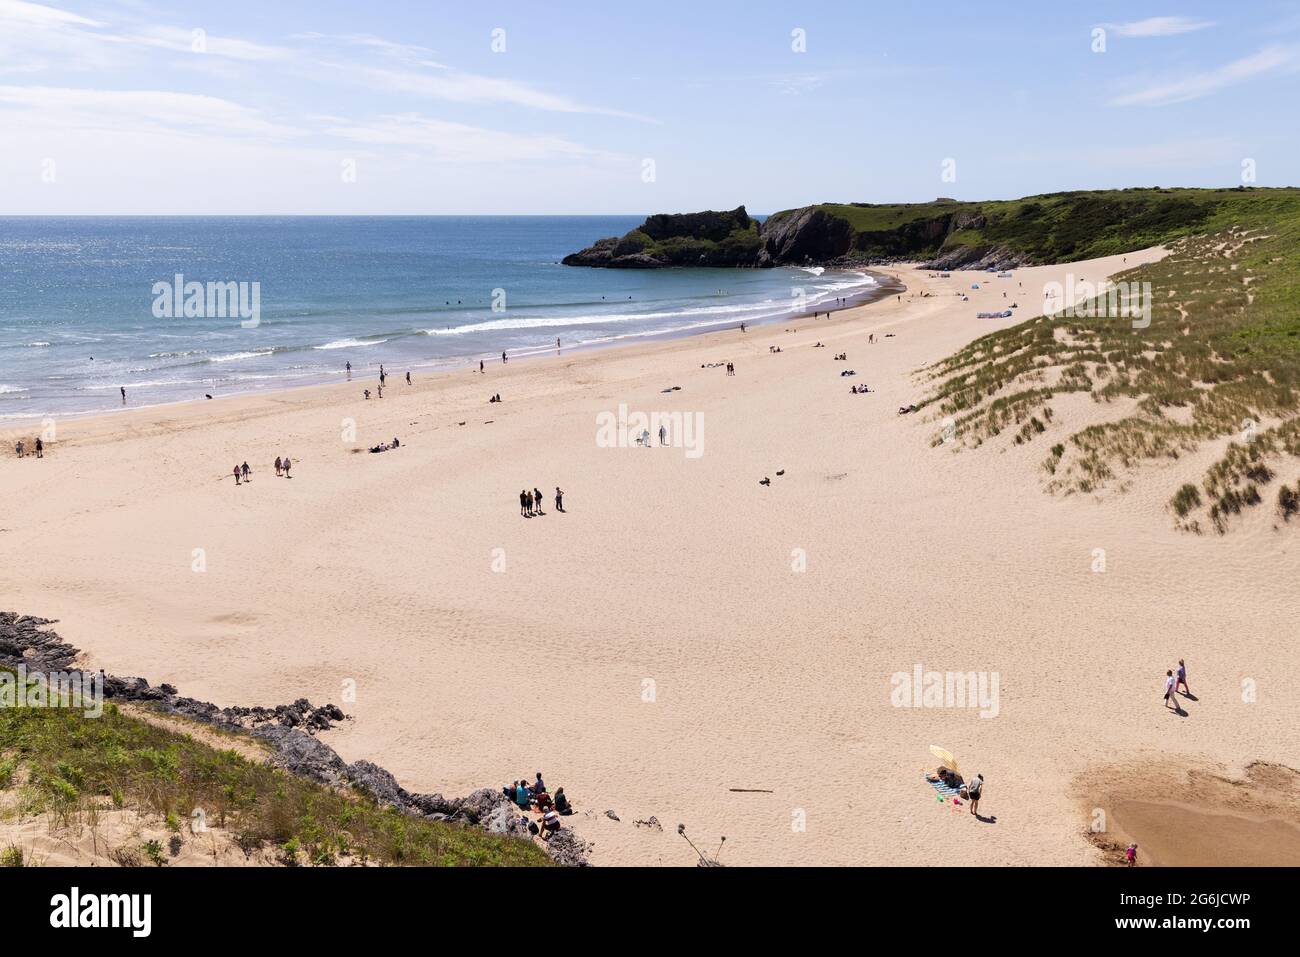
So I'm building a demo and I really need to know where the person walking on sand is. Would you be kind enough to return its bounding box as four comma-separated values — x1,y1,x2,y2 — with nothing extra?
346,361,351,376
502,351,508,364
966,773,984,816
659,424,667,446
1125,843,1138,867
282,456,291,479
233,464,241,486
15,440,23,458
1164,669,1178,710
241,461,250,482
120,386,126,403
34,437,43,458
480,360,484,373
555,487,564,512
275,456,282,477
1176,659,1190,696
405,371,411,385
533,487,544,515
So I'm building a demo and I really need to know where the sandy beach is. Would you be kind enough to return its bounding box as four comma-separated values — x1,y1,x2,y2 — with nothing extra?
5,247,1299,866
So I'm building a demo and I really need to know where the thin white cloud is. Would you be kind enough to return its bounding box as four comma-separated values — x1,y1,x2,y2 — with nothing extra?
1110,45,1300,106
119,26,293,62
324,113,625,164
314,61,656,122
291,31,449,68
774,73,825,96
0,0,100,27
0,84,301,137
1103,17,1215,38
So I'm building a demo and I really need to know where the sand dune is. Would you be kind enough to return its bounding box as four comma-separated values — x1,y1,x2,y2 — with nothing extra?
4,246,1298,866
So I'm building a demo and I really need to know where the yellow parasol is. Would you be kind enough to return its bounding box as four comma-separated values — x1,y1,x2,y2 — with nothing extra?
929,745,961,775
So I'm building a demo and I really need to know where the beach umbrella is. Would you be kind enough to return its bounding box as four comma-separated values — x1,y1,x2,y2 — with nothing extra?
929,745,960,774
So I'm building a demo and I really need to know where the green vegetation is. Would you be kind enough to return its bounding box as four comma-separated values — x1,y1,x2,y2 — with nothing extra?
564,206,761,266
0,669,550,866
767,188,1256,265
919,187,1300,533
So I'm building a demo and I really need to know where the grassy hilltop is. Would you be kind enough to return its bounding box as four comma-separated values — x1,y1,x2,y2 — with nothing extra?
764,188,1254,266
917,187,1300,532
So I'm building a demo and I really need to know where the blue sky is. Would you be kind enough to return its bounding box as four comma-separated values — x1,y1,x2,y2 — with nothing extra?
3,0,1299,214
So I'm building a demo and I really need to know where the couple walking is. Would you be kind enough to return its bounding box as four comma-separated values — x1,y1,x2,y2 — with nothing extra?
1163,659,1191,711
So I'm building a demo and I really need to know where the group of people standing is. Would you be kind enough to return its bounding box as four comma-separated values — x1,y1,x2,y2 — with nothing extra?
13,437,44,458
520,486,563,517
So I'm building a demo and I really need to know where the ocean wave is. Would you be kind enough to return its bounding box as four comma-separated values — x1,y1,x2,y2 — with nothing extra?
209,350,274,363
25,341,51,348
313,337,389,350
0,384,29,394
423,275,879,336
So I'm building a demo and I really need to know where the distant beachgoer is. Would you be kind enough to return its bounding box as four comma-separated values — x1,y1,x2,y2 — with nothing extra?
532,772,546,795
405,371,411,385
1125,843,1138,866
480,360,484,373
526,489,534,516
740,323,746,333
275,456,282,476
555,487,564,512
534,790,553,812
282,457,291,478
233,465,241,486
34,437,43,458
659,424,667,446
364,389,370,400
554,787,573,815
377,383,383,398
502,351,507,364
1164,670,1177,710
392,437,400,448
15,440,23,458
540,809,561,837
966,774,984,816
241,461,250,481
519,490,528,517
1176,659,1189,695
556,337,560,352
120,387,126,402
515,782,531,809
533,488,543,514
346,361,351,374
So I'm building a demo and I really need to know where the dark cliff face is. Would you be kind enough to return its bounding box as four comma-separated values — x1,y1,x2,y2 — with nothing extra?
755,208,855,266
561,206,761,268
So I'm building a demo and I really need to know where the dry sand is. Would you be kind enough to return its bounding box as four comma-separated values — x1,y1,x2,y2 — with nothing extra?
4,247,1299,866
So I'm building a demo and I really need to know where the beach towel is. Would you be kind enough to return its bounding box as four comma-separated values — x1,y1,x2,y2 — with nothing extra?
925,774,964,799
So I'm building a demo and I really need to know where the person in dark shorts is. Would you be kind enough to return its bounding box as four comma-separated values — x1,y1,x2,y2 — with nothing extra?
966,774,984,816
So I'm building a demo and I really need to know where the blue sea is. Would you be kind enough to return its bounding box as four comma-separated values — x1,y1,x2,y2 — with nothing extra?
0,217,884,417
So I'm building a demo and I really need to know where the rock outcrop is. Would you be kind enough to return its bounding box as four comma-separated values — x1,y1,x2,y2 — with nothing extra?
561,206,762,268
0,611,589,866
